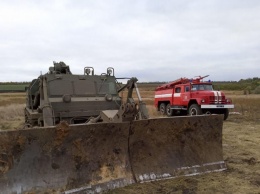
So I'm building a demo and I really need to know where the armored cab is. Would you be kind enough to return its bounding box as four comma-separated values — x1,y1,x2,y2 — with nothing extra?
25,62,121,126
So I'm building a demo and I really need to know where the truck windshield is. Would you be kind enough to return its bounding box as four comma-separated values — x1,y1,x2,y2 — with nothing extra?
191,84,213,91
48,80,118,96
97,81,117,95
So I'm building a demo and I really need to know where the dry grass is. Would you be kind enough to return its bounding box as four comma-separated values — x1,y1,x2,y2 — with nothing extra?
146,105,161,118
0,93,25,130
0,93,25,106
0,104,25,130
0,104,25,120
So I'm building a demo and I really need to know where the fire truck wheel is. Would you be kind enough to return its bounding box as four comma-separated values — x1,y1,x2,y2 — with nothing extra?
223,109,229,120
166,104,173,117
189,104,202,116
159,103,166,115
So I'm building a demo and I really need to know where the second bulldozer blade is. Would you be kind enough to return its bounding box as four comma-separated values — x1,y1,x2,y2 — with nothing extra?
129,115,226,182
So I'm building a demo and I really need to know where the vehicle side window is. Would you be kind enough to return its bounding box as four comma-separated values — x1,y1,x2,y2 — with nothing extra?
175,87,181,93
185,86,190,92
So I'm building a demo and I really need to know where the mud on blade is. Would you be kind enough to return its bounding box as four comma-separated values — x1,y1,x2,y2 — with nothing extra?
129,115,226,182
0,122,134,194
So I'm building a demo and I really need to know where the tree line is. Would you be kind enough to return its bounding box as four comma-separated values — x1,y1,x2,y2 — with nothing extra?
0,77,259,94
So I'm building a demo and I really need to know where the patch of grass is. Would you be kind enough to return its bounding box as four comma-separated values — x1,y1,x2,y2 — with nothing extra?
0,123,11,130
0,83,29,92
146,105,161,118
0,104,25,130
0,93,26,106
231,97,260,122
0,104,25,120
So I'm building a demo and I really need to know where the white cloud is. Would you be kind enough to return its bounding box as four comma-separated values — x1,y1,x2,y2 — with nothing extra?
0,0,260,82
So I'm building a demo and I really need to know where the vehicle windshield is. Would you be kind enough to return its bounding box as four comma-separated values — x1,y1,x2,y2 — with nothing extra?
48,79,118,96
97,81,117,95
191,84,213,91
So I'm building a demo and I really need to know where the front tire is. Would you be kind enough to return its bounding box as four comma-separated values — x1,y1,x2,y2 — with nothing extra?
224,109,229,120
189,104,202,116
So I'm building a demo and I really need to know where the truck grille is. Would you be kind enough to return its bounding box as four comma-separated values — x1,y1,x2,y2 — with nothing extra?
209,96,226,104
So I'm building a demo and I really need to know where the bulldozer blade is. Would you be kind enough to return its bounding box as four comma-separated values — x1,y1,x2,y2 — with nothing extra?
0,115,225,193
0,121,134,194
129,114,226,182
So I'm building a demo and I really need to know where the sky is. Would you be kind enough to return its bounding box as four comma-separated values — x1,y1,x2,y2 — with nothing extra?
0,0,259,82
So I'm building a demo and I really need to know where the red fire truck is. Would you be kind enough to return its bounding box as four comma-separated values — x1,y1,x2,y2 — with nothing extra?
154,75,234,120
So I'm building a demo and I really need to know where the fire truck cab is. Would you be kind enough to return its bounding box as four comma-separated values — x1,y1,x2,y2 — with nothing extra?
154,76,234,120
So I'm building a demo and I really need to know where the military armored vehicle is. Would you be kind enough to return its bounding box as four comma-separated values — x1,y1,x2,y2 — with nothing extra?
0,62,226,193
25,61,148,127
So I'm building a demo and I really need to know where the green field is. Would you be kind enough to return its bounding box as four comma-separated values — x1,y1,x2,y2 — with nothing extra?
0,83,29,92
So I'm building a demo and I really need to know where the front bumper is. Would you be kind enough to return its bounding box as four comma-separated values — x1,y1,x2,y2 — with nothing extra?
201,104,234,109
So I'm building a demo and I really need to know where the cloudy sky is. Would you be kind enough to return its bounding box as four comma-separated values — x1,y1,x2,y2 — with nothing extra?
0,0,259,82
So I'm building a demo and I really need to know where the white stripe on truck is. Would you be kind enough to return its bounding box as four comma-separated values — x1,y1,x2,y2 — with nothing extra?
212,91,222,103
154,93,181,98
154,94,172,98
